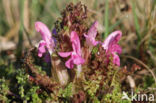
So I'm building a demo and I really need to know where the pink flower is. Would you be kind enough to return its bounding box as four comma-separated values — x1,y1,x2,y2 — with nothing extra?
35,21,55,57
84,21,99,46
102,31,122,66
58,31,85,69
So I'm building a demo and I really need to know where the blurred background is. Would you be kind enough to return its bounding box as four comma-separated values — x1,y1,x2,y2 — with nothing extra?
0,0,156,86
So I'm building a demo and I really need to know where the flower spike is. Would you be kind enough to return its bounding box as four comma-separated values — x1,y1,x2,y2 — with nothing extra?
84,21,99,46
102,30,122,66
35,21,55,57
58,31,85,69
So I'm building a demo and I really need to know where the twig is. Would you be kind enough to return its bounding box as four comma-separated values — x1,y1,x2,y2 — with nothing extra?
147,50,156,65
121,55,156,84
24,48,60,92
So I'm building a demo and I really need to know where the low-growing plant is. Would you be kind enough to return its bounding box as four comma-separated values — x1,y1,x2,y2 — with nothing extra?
0,1,155,103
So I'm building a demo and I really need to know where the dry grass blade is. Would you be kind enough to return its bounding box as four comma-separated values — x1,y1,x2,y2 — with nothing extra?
2,0,14,27
23,0,29,31
88,8,102,16
5,22,20,40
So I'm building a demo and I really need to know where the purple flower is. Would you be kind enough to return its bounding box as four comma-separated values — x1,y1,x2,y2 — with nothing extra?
58,31,85,69
52,28,57,45
35,21,55,58
102,31,122,66
84,21,99,46
52,28,57,35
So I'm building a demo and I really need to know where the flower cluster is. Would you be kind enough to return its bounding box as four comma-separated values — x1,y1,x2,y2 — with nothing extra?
35,22,55,62
35,21,122,69
84,21,122,66
102,31,122,66
58,31,85,69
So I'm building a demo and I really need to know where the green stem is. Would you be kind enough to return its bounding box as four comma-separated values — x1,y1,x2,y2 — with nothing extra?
108,17,124,33
16,0,25,58
104,0,109,39
110,68,120,87
132,1,141,42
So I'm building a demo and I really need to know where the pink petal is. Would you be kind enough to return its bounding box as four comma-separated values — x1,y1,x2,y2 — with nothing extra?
84,34,89,38
58,52,72,57
84,21,99,46
88,21,98,38
73,55,85,65
112,53,120,66
91,39,99,46
47,38,55,54
35,22,54,48
102,30,122,51
38,41,46,57
65,58,74,69
111,44,122,54
70,31,81,55
84,34,98,46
